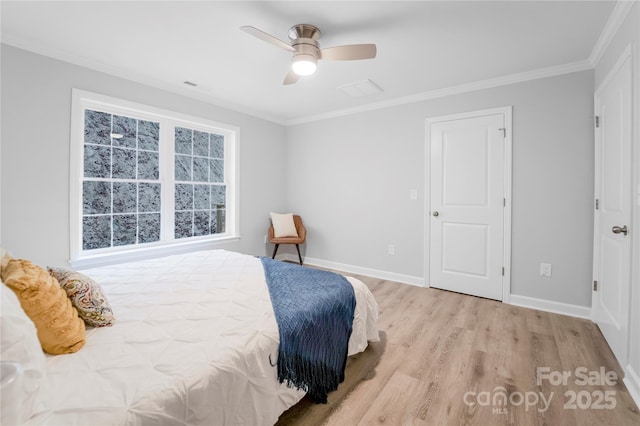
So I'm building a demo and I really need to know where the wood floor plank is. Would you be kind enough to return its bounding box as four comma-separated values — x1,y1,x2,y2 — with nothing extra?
322,342,407,426
356,370,427,426
276,275,640,426
421,327,478,425
524,308,554,336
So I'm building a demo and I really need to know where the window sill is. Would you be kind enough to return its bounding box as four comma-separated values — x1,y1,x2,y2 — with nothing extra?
69,236,241,270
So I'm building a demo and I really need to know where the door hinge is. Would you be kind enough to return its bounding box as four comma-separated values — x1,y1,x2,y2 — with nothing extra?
502,267,505,276
593,280,598,291
503,198,506,207
498,128,506,138
595,116,600,128
595,199,599,210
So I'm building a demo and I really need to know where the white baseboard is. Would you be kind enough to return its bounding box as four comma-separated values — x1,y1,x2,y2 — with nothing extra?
282,254,425,288
282,254,593,319
624,364,640,410
508,294,591,319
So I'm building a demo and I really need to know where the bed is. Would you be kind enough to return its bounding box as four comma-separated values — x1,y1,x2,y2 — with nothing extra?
16,249,379,425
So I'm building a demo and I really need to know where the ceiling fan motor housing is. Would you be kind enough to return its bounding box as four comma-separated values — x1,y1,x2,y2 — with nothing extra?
288,24,321,62
288,24,321,41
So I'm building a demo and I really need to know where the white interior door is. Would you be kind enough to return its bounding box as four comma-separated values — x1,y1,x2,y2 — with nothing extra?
428,111,507,301
593,50,632,366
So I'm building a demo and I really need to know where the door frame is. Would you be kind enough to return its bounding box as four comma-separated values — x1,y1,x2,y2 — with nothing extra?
424,106,513,302
592,44,634,367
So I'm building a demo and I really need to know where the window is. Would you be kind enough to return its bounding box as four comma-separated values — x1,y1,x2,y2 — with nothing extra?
70,90,238,267
173,127,226,239
82,110,162,249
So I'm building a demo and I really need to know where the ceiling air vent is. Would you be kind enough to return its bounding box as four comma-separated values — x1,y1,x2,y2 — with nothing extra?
338,79,383,98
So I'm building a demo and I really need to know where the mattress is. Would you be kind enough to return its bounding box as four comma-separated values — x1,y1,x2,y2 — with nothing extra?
26,249,379,425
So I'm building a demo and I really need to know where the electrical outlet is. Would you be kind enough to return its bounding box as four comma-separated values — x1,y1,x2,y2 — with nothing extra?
539,263,552,277
409,189,418,201
387,244,396,255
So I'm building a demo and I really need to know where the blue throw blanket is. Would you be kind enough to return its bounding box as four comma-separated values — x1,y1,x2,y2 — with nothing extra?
260,257,356,403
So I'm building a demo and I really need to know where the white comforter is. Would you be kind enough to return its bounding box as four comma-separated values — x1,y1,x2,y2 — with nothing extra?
27,250,379,426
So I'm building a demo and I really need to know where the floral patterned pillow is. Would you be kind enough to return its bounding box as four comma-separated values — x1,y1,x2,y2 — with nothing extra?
47,267,115,327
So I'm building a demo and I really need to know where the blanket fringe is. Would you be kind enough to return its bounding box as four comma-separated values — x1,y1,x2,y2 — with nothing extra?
278,354,346,403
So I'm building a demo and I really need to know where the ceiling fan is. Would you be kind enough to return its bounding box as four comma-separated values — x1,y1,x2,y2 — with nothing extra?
240,24,377,85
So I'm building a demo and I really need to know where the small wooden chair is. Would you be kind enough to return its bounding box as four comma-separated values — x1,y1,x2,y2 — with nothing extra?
268,215,306,264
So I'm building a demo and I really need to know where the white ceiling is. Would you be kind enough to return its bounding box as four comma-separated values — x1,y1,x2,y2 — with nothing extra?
1,1,617,124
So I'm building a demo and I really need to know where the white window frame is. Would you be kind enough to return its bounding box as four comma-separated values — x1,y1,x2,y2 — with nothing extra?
69,89,239,269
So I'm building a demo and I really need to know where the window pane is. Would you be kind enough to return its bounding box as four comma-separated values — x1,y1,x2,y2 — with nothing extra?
175,154,191,181
83,181,111,215
113,214,137,246
193,157,209,182
138,120,159,151
211,208,225,234
138,151,159,180
139,213,160,243
193,131,209,156
194,211,210,236
175,127,192,155
211,134,224,158
84,110,111,145
175,183,193,211
112,115,137,148
209,159,224,183
212,185,225,207
112,148,136,179
83,216,111,250
138,183,161,213
194,184,210,210
84,145,111,178
175,211,193,239
113,182,137,214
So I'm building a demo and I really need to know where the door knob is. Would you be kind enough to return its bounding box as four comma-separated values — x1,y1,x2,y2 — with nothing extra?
432,211,439,217
612,225,628,236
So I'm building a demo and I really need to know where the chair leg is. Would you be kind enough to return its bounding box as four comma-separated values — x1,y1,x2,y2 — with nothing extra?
272,244,279,259
296,244,303,265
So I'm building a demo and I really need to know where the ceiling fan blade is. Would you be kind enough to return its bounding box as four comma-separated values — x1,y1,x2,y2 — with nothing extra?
240,26,295,52
283,69,300,85
321,44,377,61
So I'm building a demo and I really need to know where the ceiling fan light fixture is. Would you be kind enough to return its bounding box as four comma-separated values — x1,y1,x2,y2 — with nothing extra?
241,24,376,85
292,54,317,76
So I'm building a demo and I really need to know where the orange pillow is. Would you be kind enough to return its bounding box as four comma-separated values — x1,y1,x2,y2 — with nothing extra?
2,259,85,355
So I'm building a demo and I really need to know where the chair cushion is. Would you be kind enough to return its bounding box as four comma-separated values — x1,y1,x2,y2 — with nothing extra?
270,212,298,238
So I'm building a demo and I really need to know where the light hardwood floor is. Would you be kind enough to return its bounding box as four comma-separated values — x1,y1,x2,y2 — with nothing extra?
276,274,640,426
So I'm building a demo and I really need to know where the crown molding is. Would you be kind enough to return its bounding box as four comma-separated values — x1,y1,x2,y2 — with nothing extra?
284,60,593,126
3,23,601,129
1,35,288,126
589,0,636,67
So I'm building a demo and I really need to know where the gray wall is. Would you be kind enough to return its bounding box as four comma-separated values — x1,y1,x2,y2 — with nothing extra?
0,44,598,310
0,44,287,267
286,70,595,307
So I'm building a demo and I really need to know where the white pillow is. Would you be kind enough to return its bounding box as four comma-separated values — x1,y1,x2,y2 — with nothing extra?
1,281,45,425
270,212,298,238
